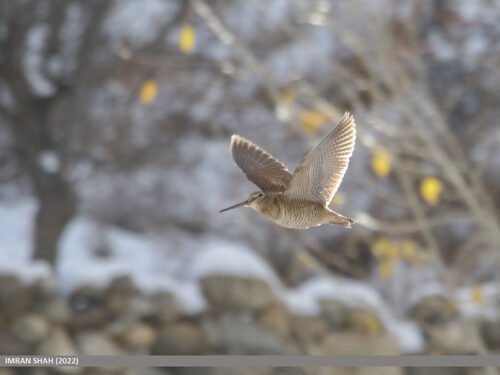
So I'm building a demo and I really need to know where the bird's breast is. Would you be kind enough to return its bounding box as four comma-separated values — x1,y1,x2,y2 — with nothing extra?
257,197,328,229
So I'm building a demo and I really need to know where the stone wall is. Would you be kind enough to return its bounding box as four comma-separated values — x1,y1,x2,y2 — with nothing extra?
0,273,498,375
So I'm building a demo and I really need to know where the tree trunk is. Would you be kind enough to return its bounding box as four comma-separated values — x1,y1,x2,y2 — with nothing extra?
33,171,76,263
0,0,109,264
10,103,77,264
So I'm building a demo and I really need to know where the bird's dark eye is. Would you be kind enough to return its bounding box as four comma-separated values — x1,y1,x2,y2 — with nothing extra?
257,193,264,198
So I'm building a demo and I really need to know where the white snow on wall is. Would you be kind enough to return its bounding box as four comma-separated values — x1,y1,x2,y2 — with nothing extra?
57,217,130,295
57,216,206,314
457,283,500,320
283,276,425,353
136,274,206,315
283,275,382,315
188,240,284,292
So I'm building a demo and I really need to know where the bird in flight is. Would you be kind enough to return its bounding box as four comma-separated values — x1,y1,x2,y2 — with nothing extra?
220,112,356,229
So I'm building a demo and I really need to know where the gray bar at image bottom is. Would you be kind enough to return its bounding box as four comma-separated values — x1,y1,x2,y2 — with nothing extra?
1,355,500,368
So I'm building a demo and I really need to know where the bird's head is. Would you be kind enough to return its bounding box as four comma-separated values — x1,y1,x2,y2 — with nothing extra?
219,191,265,213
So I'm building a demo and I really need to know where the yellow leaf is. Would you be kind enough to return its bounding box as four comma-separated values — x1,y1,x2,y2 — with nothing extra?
179,24,196,53
420,176,443,207
400,239,417,261
140,80,158,105
378,259,394,279
372,236,398,259
471,284,484,306
371,146,391,178
300,110,327,134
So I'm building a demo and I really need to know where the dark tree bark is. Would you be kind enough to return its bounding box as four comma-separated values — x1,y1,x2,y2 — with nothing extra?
0,0,110,264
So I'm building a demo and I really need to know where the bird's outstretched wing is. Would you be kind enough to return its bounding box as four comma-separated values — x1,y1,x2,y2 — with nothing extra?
230,135,292,193
285,112,356,205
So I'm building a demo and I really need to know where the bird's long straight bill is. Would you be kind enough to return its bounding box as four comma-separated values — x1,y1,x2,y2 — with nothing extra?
219,200,247,213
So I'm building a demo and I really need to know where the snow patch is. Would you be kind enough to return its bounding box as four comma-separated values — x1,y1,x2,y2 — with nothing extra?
0,198,51,283
57,216,206,314
0,258,51,284
457,283,500,320
57,218,129,295
284,276,425,353
386,320,424,354
283,276,382,315
189,240,283,292
0,198,36,259
136,275,206,315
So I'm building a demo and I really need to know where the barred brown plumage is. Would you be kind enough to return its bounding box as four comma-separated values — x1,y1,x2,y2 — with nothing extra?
220,112,357,229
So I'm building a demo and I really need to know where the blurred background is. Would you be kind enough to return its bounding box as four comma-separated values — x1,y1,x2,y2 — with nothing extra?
0,0,500,374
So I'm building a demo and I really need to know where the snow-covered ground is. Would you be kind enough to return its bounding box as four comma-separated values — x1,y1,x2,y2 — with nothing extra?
0,198,51,283
1,197,499,354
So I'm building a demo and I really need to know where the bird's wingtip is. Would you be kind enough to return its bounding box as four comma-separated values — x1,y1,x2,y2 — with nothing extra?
230,134,244,145
341,112,356,133
342,111,354,121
